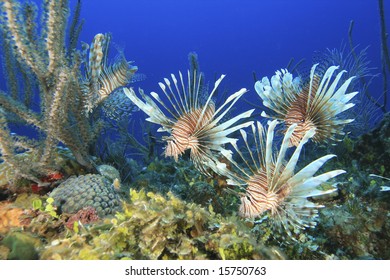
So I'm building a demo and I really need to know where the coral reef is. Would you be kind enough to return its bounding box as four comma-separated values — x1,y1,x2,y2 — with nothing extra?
1,232,40,260
38,189,282,260
131,157,230,213
96,164,122,183
0,202,26,234
49,174,122,217
350,112,390,173
0,0,389,262
65,207,100,230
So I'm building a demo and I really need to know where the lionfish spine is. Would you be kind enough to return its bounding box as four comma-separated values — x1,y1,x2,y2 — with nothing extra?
124,70,253,176
255,64,358,146
212,119,344,239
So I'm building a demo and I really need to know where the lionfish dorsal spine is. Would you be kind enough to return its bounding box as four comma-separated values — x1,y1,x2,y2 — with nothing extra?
207,109,254,139
279,128,316,184
211,88,248,125
270,123,297,190
170,73,188,114
240,128,259,173
308,65,338,111
194,74,226,131
265,120,278,186
157,81,182,119
165,77,187,117
288,154,336,186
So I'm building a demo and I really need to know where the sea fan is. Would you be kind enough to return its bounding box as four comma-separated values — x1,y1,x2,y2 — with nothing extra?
255,64,358,146
124,70,254,175
211,120,344,238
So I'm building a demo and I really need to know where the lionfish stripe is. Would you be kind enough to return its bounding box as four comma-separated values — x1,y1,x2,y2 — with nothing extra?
98,59,133,98
89,33,104,85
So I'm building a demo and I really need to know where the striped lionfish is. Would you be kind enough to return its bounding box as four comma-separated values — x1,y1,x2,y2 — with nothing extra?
211,120,344,238
81,33,138,114
255,64,358,146
124,71,254,175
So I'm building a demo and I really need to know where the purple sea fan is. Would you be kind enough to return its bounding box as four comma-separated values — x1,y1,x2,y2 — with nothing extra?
123,70,254,175
211,120,345,238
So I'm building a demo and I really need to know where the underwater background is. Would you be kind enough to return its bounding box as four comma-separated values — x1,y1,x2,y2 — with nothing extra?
78,0,387,108
0,0,390,260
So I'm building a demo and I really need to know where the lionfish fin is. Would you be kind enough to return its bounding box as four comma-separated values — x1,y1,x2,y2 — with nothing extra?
195,74,226,130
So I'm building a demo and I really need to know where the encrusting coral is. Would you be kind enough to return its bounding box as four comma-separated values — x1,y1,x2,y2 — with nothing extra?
124,70,254,176
0,0,137,187
37,189,283,260
255,64,358,146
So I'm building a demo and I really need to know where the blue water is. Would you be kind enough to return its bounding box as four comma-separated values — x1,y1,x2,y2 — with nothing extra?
0,0,388,116
74,0,387,109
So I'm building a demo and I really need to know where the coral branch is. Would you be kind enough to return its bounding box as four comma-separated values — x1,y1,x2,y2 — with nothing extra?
0,0,138,188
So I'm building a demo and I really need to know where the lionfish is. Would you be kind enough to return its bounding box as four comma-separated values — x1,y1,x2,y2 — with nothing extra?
211,120,344,238
255,64,358,146
101,73,146,122
81,33,138,114
124,71,254,175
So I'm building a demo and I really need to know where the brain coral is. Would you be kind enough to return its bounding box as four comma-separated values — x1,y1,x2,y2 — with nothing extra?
49,174,122,217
